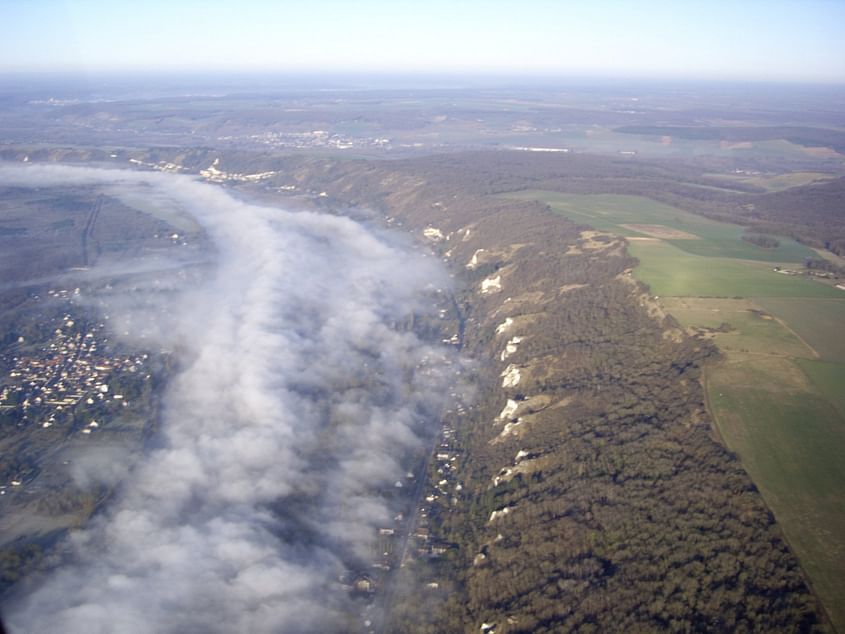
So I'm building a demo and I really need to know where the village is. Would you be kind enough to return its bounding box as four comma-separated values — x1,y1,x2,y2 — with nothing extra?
352,414,465,634
411,422,462,560
237,129,394,152
348,298,469,633
0,289,150,493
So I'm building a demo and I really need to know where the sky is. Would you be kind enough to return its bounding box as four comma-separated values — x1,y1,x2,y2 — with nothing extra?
1,0,844,82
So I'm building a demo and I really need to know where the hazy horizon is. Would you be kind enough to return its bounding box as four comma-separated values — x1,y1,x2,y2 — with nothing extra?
2,0,844,84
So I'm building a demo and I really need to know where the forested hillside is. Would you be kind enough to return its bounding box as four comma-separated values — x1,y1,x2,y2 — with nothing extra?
286,153,828,632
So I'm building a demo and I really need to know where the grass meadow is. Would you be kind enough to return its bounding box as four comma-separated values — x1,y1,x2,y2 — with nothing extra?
504,190,817,262
709,354,845,630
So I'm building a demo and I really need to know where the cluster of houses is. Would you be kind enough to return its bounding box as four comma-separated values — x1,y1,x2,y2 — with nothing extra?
239,129,392,152
1,298,148,448
353,419,463,603
410,422,462,563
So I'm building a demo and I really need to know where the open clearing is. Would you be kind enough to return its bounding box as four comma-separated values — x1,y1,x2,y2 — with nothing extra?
708,171,838,192
619,223,697,239
502,189,845,631
504,190,817,262
757,298,845,363
796,359,845,420
627,240,840,298
708,353,845,631
660,297,817,358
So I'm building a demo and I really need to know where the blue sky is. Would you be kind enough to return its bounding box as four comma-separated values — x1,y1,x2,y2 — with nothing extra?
1,0,844,82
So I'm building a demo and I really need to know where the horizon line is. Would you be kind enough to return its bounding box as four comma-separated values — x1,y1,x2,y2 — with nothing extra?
0,69,844,89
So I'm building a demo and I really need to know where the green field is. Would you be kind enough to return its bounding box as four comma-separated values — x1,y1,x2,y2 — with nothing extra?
660,297,817,358
708,171,838,192
796,359,845,419
628,240,841,298
709,355,845,631
504,190,817,262
502,189,845,631
758,298,845,363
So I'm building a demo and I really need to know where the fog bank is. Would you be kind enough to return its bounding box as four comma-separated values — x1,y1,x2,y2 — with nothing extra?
0,164,458,633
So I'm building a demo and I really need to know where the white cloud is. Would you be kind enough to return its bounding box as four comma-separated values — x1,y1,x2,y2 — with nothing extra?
0,164,460,633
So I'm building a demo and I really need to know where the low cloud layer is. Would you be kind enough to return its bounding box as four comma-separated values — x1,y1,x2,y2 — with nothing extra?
0,164,458,633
